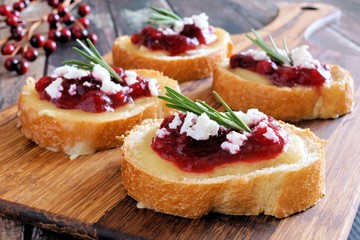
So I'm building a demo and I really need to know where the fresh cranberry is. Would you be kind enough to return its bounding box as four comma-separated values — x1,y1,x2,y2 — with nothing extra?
59,28,71,43
78,17,90,28
47,13,60,24
88,33,98,44
6,14,20,27
10,25,25,40
56,5,68,17
78,4,91,17
62,13,74,25
43,40,57,55
23,48,39,62
4,57,18,71
13,1,25,12
15,59,29,75
1,43,16,55
0,4,11,16
48,29,61,41
47,0,59,7
30,34,46,48
72,28,88,40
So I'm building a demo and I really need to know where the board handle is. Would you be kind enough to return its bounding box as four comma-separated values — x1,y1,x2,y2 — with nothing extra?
231,2,341,51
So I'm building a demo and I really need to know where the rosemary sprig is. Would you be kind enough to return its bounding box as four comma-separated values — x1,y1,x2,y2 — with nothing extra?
245,29,293,66
62,39,123,82
158,87,251,132
147,6,182,26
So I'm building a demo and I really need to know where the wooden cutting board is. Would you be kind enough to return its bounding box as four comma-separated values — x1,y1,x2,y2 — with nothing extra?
0,2,359,239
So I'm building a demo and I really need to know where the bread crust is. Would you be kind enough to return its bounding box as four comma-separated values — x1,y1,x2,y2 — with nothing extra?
121,119,326,218
212,64,354,121
112,28,233,82
17,70,179,157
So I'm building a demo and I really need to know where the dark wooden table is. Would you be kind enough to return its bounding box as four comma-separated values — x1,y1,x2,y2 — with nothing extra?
0,0,359,239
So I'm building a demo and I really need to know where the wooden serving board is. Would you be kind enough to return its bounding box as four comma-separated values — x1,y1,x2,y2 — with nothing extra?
0,2,359,239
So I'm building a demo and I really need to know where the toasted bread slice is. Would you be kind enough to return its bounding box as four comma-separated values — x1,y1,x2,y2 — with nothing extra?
212,64,354,121
17,70,179,158
121,119,326,218
112,28,233,82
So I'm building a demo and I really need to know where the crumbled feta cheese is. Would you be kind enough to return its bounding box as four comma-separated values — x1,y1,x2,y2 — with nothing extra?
192,13,209,30
173,20,184,33
180,112,197,134
242,49,270,61
68,84,77,96
148,78,159,96
291,45,320,69
276,49,291,65
182,113,220,140
235,111,251,126
246,109,266,124
92,64,123,94
220,141,239,155
221,131,248,154
83,81,93,87
169,113,182,129
263,126,279,142
45,78,63,99
124,70,138,85
51,65,89,79
156,128,170,138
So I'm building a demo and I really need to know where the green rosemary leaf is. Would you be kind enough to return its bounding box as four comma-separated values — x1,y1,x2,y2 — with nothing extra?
245,29,293,66
62,39,122,82
159,86,251,132
148,6,182,26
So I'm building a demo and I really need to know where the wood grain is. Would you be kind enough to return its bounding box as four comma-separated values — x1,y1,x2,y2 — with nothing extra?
0,1,359,240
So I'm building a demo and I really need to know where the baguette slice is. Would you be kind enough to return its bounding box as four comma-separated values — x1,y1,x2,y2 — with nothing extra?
17,69,179,158
121,119,326,219
112,28,233,82
213,63,354,121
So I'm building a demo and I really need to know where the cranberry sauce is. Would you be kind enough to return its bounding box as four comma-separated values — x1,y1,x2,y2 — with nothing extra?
151,113,286,173
130,24,217,55
230,54,330,88
35,68,153,113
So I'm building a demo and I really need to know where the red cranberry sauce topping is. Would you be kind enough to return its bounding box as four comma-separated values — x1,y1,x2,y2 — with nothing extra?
35,67,153,113
130,24,217,55
151,113,286,173
229,53,330,88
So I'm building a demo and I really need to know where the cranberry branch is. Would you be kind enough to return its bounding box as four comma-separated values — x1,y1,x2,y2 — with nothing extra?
0,0,98,75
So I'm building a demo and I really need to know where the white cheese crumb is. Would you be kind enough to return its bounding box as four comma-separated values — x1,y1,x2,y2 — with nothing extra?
263,126,279,142
173,20,184,33
83,81,93,87
180,112,196,134
124,70,138,86
242,49,270,61
246,109,266,124
192,13,209,30
183,113,219,140
159,27,177,35
169,113,182,129
45,77,63,99
156,128,170,138
148,78,159,96
92,64,123,94
291,45,320,69
221,131,248,154
51,65,89,79
220,141,239,155
68,84,77,96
